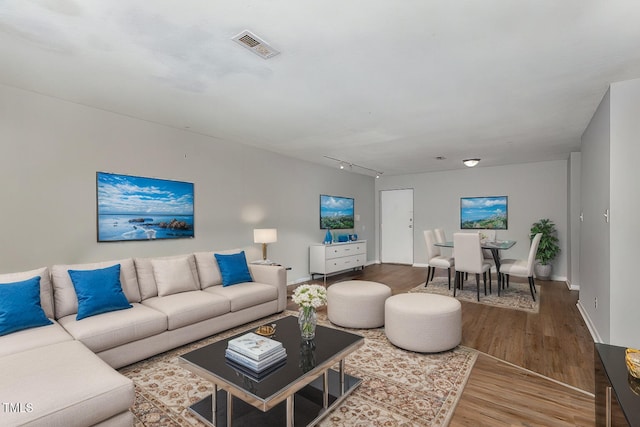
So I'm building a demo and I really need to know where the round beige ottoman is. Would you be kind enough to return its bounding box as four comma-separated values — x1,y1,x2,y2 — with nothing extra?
384,293,461,353
327,280,392,328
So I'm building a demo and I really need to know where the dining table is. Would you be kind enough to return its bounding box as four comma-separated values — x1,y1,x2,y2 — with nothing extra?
434,240,516,290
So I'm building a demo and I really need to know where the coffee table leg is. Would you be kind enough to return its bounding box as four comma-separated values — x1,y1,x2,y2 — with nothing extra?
323,370,329,408
226,390,233,427
286,395,294,427
340,359,345,395
212,385,217,426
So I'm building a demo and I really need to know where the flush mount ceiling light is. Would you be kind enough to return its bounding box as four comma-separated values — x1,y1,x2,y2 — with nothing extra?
463,158,481,167
324,156,383,178
232,30,280,59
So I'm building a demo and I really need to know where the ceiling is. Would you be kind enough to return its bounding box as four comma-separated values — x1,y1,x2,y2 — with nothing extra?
2,1,640,176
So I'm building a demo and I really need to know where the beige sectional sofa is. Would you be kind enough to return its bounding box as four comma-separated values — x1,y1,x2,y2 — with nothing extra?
0,251,287,426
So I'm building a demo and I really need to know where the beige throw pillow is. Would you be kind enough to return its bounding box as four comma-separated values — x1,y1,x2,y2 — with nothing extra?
151,257,198,297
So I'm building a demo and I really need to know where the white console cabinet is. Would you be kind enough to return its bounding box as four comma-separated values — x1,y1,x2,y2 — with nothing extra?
309,240,367,281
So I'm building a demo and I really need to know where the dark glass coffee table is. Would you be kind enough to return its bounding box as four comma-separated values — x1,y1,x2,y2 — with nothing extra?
179,315,365,427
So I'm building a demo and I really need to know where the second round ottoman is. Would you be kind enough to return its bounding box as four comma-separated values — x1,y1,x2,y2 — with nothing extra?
384,293,461,353
327,280,392,328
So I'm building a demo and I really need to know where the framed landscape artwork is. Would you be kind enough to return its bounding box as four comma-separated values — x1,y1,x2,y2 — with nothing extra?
97,172,194,242
320,194,355,229
460,196,508,230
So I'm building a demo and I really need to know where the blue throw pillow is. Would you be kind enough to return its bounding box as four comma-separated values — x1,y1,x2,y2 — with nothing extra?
68,264,132,320
215,251,253,287
0,276,53,336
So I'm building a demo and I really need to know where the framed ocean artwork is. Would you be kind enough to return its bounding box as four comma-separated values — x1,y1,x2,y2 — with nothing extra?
97,172,194,242
460,196,508,230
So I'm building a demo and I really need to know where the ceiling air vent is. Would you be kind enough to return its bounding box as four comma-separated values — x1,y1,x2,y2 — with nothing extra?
232,30,280,59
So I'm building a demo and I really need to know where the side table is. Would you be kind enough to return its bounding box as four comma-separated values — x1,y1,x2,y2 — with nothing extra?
594,343,640,426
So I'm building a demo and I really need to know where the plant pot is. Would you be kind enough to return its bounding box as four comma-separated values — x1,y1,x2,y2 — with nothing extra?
534,263,552,280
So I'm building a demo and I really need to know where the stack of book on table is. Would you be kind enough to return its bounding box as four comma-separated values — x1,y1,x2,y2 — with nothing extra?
225,332,286,379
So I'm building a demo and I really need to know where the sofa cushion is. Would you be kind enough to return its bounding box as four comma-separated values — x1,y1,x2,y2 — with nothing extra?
69,264,133,320
214,251,253,286
0,276,52,336
0,340,134,426
0,320,72,357
151,256,199,296
135,254,201,300
0,266,54,318
194,249,244,289
205,282,278,312
194,251,222,289
52,258,141,319
57,303,167,353
142,290,230,330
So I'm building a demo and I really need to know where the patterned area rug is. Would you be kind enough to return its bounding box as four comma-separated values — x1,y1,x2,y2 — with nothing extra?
412,277,540,313
120,311,477,427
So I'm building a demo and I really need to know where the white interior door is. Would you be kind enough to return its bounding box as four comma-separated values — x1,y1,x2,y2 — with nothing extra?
380,189,414,264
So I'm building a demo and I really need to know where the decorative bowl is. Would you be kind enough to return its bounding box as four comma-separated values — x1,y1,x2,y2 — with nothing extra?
626,348,640,379
255,324,276,337
629,374,640,396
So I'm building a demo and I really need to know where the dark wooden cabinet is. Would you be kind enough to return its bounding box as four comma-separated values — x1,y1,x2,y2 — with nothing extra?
595,343,640,426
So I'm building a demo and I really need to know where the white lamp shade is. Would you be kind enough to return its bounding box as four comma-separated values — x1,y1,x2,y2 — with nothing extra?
254,228,277,244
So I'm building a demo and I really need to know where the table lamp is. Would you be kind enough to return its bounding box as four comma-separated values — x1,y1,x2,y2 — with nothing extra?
253,228,277,264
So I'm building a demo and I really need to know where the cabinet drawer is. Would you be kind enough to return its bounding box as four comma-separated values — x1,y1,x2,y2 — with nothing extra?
325,254,365,273
325,243,365,259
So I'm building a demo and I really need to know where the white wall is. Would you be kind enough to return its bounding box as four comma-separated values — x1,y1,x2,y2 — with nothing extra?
374,161,569,280
579,78,640,349
567,152,581,290
579,89,611,344
609,78,640,348
0,84,375,284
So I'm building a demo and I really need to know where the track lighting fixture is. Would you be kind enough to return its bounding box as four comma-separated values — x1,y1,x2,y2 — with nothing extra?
324,156,383,179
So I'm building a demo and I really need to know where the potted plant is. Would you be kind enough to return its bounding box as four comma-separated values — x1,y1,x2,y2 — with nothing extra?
529,219,560,279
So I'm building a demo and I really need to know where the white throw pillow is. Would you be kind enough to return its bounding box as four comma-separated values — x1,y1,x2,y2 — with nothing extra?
151,257,198,297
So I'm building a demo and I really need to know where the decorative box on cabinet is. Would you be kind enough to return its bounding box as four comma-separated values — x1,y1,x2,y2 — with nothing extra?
309,240,366,281
594,343,640,426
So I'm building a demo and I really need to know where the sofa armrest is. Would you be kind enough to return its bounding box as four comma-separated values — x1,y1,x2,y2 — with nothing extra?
248,265,287,312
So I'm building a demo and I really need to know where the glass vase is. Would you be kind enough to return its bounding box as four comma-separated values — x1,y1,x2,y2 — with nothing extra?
299,339,316,373
298,307,317,340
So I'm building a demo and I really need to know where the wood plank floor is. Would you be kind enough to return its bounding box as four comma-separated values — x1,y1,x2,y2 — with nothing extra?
289,263,595,426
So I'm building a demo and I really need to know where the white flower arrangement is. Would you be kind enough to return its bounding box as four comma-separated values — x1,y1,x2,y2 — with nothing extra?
292,284,327,309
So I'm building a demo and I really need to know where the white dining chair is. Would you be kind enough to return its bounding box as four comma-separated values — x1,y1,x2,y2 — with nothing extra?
477,229,497,269
434,227,455,261
424,230,454,289
453,232,492,301
498,233,542,301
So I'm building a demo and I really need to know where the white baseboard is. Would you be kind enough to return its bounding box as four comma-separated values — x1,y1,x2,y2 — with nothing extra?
565,279,579,291
576,300,602,343
413,262,429,268
287,276,311,286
